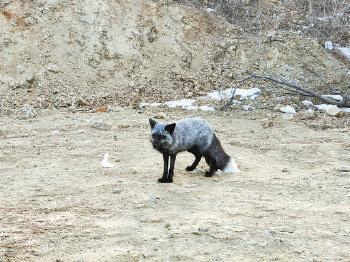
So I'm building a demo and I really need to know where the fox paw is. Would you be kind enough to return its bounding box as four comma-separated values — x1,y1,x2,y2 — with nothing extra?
205,171,214,177
186,166,195,171
158,177,173,183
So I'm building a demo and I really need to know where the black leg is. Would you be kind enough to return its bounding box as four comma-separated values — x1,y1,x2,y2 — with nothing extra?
186,147,202,171
204,154,217,177
186,155,202,171
158,153,169,183
167,154,177,183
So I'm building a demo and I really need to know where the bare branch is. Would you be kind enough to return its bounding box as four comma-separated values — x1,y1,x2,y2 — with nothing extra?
246,71,350,108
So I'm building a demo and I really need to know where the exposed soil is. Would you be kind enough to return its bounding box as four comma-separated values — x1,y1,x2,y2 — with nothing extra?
1,108,349,261
1,0,349,116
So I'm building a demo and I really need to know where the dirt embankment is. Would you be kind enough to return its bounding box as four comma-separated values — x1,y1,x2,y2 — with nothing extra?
0,0,349,116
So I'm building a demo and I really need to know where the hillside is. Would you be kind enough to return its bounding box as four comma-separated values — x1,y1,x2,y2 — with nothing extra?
0,0,349,115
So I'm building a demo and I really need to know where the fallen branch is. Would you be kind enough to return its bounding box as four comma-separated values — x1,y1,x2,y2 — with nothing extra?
246,71,350,108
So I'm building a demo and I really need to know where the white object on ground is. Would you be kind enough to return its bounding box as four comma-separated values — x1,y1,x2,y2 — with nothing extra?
206,8,216,13
301,100,313,108
207,88,261,101
164,99,215,112
340,107,350,113
101,153,115,168
315,104,341,116
279,105,296,114
338,47,350,60
223,158,240,173
198,105,215,112
321,95,343,102
324,41,334,50
165,99,196,108
139,102,162,108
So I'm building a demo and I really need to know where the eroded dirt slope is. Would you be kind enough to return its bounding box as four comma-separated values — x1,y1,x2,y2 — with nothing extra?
0,0,349,115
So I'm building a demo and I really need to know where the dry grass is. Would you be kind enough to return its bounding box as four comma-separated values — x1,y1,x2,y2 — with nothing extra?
180,0,350,44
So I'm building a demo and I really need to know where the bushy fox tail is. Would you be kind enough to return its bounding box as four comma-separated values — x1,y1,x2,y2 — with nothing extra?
206,134,240,173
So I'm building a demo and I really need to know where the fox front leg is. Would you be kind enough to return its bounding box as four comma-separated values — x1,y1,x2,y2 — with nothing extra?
167,154,177,183
158,153,170,183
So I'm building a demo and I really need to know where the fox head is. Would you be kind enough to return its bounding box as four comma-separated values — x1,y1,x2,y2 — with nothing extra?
149,118,176,152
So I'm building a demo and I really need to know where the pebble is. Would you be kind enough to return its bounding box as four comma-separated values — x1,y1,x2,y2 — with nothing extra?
154,112,166,119
112,188,122,194
279,105,296,115
336,166,350,173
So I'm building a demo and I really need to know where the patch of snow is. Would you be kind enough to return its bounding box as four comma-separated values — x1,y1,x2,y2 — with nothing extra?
324,41,333,50
139,102,162,108
321,94,343,102
338,47,350,60
315,104,341,116
279,105,296,114
164,99,214,112
199,105,215,112
340,107,350,113
101,153,115,168
207,88,261,101
242,105,255,111
301,100,313,108
206,8,216,13
165,99,195,108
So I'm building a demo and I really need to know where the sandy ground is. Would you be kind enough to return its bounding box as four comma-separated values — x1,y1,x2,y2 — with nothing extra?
0,108,350,261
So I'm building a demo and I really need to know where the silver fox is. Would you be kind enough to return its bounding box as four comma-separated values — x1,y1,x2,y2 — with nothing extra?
149,117,239,183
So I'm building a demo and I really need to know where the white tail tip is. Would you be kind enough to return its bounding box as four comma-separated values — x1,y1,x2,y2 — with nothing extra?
223,158,240,173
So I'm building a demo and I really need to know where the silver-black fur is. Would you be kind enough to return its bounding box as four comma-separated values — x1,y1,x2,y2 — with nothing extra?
149,117,239,183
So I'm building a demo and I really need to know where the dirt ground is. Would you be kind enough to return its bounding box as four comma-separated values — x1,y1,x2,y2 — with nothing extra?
0,107,349,261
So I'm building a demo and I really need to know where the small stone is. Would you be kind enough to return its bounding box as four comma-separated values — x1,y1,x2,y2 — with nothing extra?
22,104,35,118
165,223,170,228
47,63,60,73
186,92,193,98
336,166,350,173
91,122,111,130
214,178,218,182
118,123,131,129
198,227,209,232
154,112,166,119
112,189,122,194
301,100,313,108
279,105,296,115
282,168,288,173
95,105,109,113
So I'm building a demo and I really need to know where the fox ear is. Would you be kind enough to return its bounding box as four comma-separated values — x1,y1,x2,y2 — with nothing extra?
149,118,157,129
165,123,176,134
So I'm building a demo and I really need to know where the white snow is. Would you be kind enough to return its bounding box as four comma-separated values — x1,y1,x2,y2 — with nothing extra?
341,107,350,113
206,8,216,13
316,104,350,114
164,99,215,112
315,104,341,116
165,99,196,108
301,100,313,107
207,88,261,101
338,47,350,60
101,153,115,168
139,102,162,108
324,41,334,50
279,105,296,114
321,95,343,102
198,105,215,112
